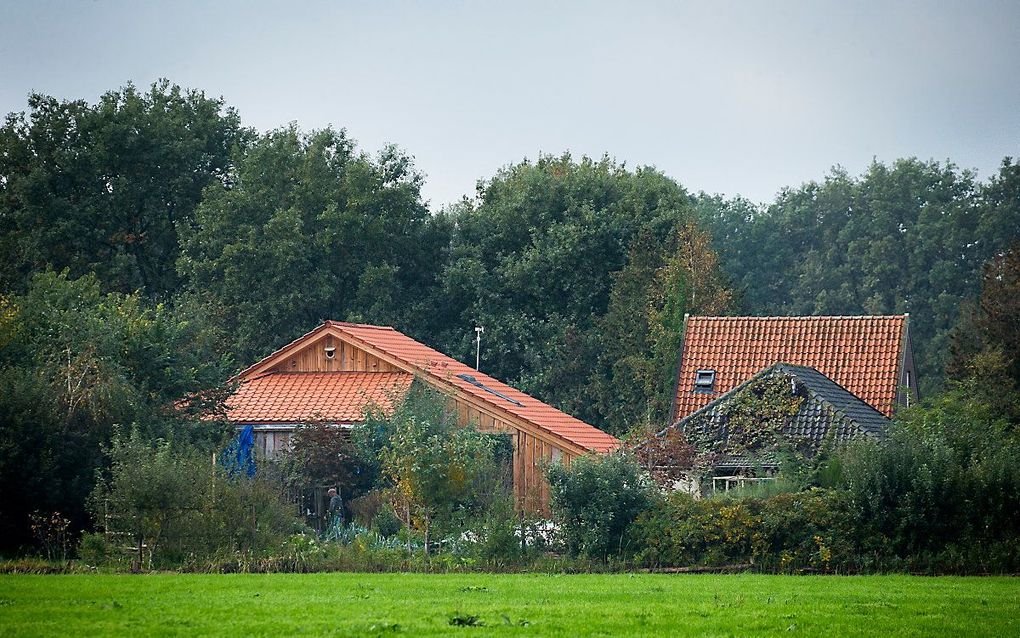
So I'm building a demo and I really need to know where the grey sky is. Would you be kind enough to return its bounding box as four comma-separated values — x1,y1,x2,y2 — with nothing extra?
2,1,1018,208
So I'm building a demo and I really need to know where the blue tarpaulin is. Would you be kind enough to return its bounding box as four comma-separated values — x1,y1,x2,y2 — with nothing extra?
221,425,257,478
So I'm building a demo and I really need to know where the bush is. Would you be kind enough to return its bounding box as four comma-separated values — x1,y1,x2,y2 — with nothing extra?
77,532,112,565
838,389,1020,569
472,496,523,568
89,427,302,568
629,489,855,572
546,452,650,559
372,506,402,538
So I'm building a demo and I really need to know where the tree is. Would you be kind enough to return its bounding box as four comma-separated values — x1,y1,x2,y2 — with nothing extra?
0,271,230,551
948,242,1020,422
0,81,250,295
546,452,650,559
177,126,448,365
593,220,732,436
89,429,208,568
697,158,1020,392
283,422,374,499
369,385,505,555
434,154,730,434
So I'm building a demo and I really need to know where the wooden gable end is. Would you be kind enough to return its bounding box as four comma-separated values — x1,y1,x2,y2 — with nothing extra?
267,333,398,374
238,327,399,380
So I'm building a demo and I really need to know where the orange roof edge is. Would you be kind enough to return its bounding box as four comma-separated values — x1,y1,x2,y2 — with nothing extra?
233,321,620,454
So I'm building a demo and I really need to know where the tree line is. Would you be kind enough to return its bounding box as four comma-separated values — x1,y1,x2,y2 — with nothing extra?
1,80,1017,552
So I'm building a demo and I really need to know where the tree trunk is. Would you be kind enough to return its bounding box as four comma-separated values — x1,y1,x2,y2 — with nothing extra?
424,513,431,558
405,503,412,553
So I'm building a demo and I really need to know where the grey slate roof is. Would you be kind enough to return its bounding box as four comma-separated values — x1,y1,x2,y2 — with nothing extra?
665,363,890,468
773,364,889,437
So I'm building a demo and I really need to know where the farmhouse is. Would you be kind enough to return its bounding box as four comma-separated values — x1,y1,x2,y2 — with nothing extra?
672,314,917,422
658,314,916,492
224,321,620,511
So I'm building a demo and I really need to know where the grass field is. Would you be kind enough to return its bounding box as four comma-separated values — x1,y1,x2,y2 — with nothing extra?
0,573,1017,636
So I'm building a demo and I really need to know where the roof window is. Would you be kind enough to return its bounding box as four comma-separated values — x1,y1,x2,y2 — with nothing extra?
694,369,716,393
456,373,524,407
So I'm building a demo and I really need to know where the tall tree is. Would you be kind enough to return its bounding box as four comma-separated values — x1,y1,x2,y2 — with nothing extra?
948,243,1020,423
177,126,449,364
697,158,1020,391
0,271,230,550
0,81,250,295
434,154,731,434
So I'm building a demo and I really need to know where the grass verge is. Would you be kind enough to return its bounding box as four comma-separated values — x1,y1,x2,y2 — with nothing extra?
0,573,1017,636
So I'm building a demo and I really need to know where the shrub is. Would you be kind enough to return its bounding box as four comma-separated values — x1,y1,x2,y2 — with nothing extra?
546,452,650,559
629,489,854,572
838,388,1020,567
372,506,402,538
90,427,301,568
472,496,523,568
77,532,112,565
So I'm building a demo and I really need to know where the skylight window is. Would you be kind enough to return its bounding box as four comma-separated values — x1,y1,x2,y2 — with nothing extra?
456,373,524,407
694,369,716,393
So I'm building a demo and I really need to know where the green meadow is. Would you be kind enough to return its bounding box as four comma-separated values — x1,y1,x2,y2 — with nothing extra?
0,573,1016,637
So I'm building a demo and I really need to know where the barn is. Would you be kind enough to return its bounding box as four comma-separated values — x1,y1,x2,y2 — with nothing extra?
223,321,620,512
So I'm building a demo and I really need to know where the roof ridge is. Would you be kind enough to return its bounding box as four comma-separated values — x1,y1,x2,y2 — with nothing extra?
325,320,395,330
687,314,907,320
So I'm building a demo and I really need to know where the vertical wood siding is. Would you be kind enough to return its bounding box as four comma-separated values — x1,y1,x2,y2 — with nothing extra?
260,333,578,513
447,395,571,514
270,335,396,373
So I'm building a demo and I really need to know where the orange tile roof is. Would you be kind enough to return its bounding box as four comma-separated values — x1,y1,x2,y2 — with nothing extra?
227,371,412,424
326,322,620,453
674,315,908,420
233,321,621,453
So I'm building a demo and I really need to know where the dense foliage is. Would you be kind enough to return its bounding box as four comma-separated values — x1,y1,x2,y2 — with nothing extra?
431,157,731,435
0,81,249,296
697,158,1020,393
89,428,298,568
361,384,511,555
546,453,651,559
0,271,229,549
1,81,1018,572
177,126,451,364
629,389,1020,574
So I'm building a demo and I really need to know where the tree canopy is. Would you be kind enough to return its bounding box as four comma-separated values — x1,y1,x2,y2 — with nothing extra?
0,81,249,296
1,81,1017,553
696,158,1020,393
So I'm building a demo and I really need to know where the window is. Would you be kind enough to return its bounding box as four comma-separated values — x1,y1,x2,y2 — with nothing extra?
694,369,716,393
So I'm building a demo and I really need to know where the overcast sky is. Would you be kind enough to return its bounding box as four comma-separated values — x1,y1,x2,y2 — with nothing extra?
2,1,1018,207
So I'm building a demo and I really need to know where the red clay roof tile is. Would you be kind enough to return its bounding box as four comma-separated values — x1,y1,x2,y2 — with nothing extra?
674,315,908,420
231,322,620,453
227,372,412,424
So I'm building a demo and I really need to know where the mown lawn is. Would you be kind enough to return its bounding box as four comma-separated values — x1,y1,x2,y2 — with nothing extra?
0,573,1016,636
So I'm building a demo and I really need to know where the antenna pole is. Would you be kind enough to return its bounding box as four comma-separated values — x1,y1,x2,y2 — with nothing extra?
474,326,484,370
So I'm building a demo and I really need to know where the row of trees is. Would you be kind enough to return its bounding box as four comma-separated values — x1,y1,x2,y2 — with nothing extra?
696,158,1020,394
1,80,1017,554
